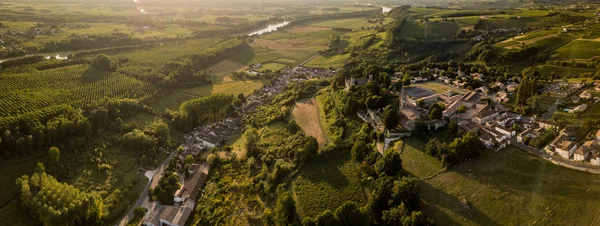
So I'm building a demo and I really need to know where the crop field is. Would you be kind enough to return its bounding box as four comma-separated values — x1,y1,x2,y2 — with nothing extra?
177,80,270,97
399,138,600,225
293,153,367,218
145,92,194,114
207,59,248,82
526,95,560,113
305,18,368,30
536,65,595,77
555,40,600,59
305,54,350,68
291,98,328,147
0,65,155,117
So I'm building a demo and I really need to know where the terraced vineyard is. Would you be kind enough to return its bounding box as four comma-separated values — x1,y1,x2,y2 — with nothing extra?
0,64,155,117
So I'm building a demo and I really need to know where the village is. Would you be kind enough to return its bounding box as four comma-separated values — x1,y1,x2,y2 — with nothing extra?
135,65,335,226
347,69,600,171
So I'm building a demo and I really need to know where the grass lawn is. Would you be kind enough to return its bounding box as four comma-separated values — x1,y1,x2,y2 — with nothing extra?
291,98,328,147
400,139,600,225
412,82,466,94
260,62,287,72
292,153,367,218
305,54,349,68
398,138,445,179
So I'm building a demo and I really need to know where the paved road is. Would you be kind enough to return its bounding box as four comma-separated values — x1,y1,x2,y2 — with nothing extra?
115,151,177,226
542,99,562,120
511,137,600,174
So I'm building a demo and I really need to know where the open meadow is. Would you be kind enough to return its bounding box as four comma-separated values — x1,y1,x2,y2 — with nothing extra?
291,98,328,147
399,137,600,225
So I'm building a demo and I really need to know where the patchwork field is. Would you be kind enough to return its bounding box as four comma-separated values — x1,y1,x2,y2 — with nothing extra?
177,79,270,97
207,59,248,82
291,98,328,147
292,153,367,218
306,18,367,30
399,138,600,225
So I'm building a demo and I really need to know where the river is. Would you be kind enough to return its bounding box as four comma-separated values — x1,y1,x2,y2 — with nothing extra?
248,21,291,36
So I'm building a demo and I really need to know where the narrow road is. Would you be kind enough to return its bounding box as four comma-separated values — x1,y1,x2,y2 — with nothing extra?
511,138,600,174
543,99,561,120
114,151,177,226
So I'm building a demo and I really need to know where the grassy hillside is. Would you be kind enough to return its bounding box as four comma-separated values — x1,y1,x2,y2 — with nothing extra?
400,138,600,225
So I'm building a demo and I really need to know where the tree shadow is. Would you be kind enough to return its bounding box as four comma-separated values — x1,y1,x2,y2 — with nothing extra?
419,181,500,226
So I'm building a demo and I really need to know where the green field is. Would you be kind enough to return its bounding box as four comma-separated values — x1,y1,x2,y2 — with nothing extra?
177,80,270,97
398,138,445,179
425,21,460,40
399,20,426,39
412,82,466,94
260,62,287,71
306,18,367,30
145,92,194,114
536,65,595,77
526,95,561,112
293,154,367,218
555,40,600,59
400,138,600,225
305,54,350,68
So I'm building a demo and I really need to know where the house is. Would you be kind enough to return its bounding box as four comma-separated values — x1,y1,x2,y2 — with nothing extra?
580,91,592,99
494,82,505,90
426,119,446,131
494,126,516,139
553,135,578,159
574,141,593,161
344,77,368,91
538,120,559,130
411,77,428,83
591,151,600,166
494,91,509,103
506,83,519,93
595,129,600,141
472,104,501,124
461,92,482,108
569,104,587,113
571,96,581,104
475,86,489,95
517,128,538,143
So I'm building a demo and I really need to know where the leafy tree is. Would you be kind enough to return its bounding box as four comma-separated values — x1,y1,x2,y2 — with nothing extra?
92,54,117,71
335,201,369,226
429,103,443,120
351,140,370,162
48,147,60,164
382,105,399,131
374,151,402,176
457,105,467,114
275,192,296,226
315,210,338,226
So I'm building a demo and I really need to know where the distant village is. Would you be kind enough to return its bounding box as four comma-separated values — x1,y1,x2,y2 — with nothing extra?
140,65,335,226
347,68,600,169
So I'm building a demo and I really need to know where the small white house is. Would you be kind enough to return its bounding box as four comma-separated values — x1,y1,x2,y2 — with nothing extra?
554,136,578,159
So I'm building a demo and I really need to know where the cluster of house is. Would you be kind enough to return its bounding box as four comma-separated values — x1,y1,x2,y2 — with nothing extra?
143,163,209,226
245,65,335,112
541,126,600,165
542,82,584,97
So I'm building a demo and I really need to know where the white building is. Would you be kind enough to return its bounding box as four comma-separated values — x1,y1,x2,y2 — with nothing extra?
553,136,578,159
